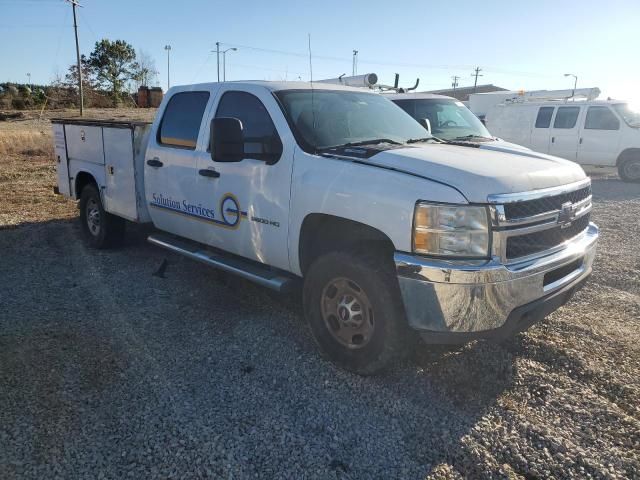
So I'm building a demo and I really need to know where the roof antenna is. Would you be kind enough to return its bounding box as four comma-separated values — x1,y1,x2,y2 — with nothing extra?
308,33,317,152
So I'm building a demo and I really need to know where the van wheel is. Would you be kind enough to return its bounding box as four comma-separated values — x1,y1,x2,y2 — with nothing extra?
618,156,640,182
79,184,125,249
303,251,409,375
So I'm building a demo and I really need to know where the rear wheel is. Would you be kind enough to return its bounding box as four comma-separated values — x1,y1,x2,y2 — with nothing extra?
303,251,409,375
618,156,640,183
79,184,125,248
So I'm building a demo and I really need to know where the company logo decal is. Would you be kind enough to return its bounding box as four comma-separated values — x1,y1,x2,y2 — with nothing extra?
150,192,247,229
80,129,86,142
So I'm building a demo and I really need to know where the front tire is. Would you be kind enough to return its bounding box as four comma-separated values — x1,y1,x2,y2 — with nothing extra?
618,156,640,183
79,184,125,249
303,251,408,375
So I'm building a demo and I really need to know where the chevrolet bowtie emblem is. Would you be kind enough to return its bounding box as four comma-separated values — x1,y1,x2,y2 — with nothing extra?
557,202,576,228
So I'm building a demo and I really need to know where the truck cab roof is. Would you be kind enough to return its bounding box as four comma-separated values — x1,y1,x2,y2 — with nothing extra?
166,80,368,95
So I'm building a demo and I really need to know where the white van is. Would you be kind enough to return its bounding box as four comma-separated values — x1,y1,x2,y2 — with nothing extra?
485,100,640,182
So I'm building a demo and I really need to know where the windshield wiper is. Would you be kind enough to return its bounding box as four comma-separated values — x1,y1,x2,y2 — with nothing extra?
324,138,403,149
450,134,494,142
406,136,443,144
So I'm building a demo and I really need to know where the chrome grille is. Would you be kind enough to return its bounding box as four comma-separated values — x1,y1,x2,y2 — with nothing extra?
506,213,591,259
489,179,593,263
504,185,592,220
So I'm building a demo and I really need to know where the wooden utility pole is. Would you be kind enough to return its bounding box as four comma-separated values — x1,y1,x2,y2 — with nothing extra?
471,66,483,93
65,0,84,116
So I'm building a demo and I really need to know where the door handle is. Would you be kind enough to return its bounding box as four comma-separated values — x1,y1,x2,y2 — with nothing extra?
199,169,220,178
146,158,163,167
579,137,583,144
551,137,555,143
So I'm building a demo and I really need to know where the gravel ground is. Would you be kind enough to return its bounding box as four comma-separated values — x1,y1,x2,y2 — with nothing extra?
0,172,639,479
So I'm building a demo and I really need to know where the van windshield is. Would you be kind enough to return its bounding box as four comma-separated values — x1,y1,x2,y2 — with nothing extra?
275,89,431,152
392,98,493,141
613,103,640,127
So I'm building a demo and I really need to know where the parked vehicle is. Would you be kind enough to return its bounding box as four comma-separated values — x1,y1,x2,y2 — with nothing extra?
385,92,529,152
53,81,599,374
474,90,640,182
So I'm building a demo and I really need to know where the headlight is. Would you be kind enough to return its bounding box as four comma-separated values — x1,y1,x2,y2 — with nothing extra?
413,203,489,257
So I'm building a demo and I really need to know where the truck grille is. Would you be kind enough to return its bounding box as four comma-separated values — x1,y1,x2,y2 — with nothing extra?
504,185,591,220
506,213,590,259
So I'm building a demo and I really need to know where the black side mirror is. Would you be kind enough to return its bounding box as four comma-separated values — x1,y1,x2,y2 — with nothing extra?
210,117,244,162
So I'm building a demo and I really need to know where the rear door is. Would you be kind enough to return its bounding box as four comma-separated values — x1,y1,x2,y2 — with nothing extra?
549,106,582,161
144,90,212,238
577,106,622,166
530,106,554,153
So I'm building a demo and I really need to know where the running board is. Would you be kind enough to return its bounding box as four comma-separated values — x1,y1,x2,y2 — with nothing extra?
147,233,296,293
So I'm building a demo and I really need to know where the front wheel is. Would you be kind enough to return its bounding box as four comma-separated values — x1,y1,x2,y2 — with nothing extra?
618,156,640,183
303,251,409,375
79,184,125,249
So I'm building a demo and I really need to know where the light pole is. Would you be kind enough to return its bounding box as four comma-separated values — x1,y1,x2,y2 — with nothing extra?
564,73,578,99
222,47,237,81
164,45,172,90
26,73,31,90
216,41,220,82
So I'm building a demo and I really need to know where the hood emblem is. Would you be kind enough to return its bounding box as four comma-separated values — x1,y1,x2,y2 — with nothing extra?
557,202,577,228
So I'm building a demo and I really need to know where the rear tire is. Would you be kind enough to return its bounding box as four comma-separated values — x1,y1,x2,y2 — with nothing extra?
79,184,125,249
618,156,640,183
303,251,409,375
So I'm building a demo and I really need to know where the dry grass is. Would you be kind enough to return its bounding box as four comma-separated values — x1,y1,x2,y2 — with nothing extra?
0,108,156,227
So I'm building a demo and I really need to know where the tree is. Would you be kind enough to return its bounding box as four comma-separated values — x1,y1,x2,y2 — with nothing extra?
88,39,137,106
64,54,97,91
132,49,158,89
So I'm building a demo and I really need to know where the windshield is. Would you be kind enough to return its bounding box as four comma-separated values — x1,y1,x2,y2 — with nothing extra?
613,103,640,127
392,98,493,141
275,89,431,151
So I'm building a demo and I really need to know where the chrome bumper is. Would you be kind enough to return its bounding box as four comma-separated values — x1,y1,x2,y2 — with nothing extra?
395,223,599,336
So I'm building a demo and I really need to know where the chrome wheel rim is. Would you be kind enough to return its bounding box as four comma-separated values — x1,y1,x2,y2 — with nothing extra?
320,277,374,349
624,160,640,180
86,198,101,236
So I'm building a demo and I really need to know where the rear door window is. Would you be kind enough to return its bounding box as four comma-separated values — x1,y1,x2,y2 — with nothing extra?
159,91,210,149
214,91,282,162
584,106,620,130
553,107,580,129
535,107,554,128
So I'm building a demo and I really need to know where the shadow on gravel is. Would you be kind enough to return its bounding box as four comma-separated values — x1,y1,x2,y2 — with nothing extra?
0,218,517,478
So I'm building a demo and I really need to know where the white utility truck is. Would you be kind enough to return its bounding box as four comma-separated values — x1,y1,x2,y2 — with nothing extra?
53,81,599,374
470,89,640,182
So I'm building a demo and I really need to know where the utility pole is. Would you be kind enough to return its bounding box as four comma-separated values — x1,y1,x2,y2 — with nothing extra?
65,0,84,116
216,41,220,82
471,66,483,93
451,75,460,96
164,45,171,89
352,50,358,76
26,73,31,90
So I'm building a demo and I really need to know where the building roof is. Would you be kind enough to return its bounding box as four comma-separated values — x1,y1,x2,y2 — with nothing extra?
423,84,509,102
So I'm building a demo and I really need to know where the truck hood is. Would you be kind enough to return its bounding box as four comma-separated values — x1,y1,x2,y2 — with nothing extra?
365,144,587,203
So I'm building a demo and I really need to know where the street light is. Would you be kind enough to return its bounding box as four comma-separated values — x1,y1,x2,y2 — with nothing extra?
564,73,577,99
222,47,237,81
26,73,31,90
164,45,172,90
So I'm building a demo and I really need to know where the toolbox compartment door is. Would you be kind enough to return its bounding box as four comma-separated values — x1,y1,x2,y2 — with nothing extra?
53,123,71,196
103,127,138,221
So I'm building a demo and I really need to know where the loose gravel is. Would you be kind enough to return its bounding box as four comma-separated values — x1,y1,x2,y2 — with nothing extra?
0,172,638,479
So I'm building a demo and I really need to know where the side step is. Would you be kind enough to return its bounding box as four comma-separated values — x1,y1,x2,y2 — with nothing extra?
148,233,296,293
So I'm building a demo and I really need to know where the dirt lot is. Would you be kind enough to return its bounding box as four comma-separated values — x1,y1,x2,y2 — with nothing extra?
0,111,639,479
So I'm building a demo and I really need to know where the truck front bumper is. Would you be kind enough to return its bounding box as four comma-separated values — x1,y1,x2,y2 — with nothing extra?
394,223,599,343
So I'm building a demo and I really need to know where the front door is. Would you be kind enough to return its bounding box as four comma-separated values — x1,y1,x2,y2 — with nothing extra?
194,85,294,272
144,90,212,238
530,106,554,153
549,106,582,161
577,106,622,166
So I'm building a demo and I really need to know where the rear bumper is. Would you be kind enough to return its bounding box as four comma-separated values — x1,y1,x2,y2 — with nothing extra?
394,223,599,342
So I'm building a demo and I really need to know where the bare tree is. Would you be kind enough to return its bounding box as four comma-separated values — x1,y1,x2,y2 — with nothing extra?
132,49,159,89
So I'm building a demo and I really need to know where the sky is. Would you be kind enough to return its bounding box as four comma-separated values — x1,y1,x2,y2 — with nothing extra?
1,0,639,106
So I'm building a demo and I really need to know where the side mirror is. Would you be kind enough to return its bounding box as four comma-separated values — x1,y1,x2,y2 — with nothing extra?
210,117,244,162
418,118,431,133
